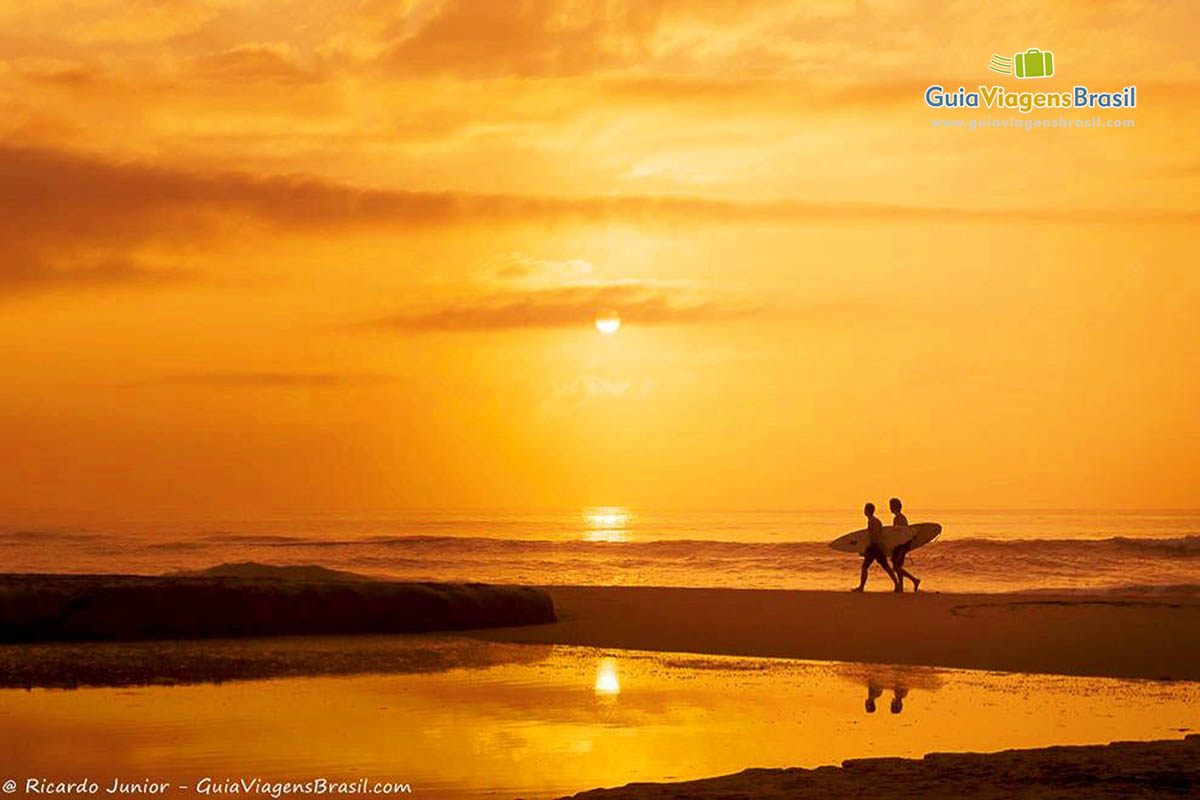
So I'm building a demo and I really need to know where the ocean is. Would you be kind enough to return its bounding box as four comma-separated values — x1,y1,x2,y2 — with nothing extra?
2,508,1199,594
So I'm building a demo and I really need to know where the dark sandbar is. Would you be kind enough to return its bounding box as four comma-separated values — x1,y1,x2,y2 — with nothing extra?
0,570,555,643
564,735,1200,799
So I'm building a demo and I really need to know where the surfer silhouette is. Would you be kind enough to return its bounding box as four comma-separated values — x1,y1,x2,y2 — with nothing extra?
889,497,921,592
852,503,899,592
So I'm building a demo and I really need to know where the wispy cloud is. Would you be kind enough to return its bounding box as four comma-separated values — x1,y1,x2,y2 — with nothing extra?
131,372,397,388
0,254,191,293
363,280,758,333
547,375,657,405
14,144,1197,230
191,43,319,85
381,0,692,78
3,144,1197,293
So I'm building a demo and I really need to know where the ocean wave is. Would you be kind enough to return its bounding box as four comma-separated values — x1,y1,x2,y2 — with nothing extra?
207,533,1200,558
0,530,104,543
6,528,1199,594
1108,535,1200,554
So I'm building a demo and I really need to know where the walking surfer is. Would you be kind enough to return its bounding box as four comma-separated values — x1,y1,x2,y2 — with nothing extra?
852,502,899,592
889,497,921,592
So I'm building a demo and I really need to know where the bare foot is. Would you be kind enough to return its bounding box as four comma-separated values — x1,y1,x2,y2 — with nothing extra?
851,586,864,592
893,584,904,593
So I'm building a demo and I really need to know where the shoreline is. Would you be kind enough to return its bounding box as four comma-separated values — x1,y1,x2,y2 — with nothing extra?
561,735,1200,799
476,585,1200,680
4,573,1198,681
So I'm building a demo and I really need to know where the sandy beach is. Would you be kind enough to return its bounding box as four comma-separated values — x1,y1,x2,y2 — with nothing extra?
478,586,1200,680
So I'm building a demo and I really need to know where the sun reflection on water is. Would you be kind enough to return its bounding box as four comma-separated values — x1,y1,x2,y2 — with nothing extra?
594,657,620,696
582,507,632,542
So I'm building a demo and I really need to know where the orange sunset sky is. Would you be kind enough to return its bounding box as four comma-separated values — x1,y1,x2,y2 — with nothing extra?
0,1,1197,517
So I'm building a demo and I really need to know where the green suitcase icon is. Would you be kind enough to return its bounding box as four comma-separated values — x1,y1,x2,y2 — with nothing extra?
1014,48,1054,79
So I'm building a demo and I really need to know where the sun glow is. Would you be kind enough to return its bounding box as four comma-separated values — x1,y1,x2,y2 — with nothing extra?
594,311,620,334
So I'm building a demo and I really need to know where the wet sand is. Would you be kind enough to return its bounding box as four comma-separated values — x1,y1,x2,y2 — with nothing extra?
477,586,1200,680
562,735,1200,799
0,634,553,688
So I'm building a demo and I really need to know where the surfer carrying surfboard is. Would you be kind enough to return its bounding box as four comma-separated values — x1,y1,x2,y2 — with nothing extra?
831,511,940,588
852,502,899,592
889,497,921,592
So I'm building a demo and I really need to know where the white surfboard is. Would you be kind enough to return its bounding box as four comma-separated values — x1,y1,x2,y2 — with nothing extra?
829,522,941,556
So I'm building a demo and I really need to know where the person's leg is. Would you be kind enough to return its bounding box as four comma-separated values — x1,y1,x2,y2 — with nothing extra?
892,544,920,591
855,545,884,590
898,546,920,590
899,567,921,591
854,553,871,591
864,545,898,590
879,555,900,591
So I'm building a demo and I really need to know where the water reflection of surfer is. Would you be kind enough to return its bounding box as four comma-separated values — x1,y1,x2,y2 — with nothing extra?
864,681,910,714
865,682,884,713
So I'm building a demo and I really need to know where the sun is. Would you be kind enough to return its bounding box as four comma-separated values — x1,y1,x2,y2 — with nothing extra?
595,310,621,334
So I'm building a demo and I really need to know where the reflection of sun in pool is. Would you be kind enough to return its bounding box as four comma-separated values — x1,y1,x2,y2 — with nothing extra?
594,658,620,695
595,310,620,334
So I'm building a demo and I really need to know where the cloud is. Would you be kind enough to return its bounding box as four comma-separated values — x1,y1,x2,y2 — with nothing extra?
490,254,596,283
600,76,922,111
378,0,863,79
0,253,190,293
363,280,757,332
191,43,319,85
382,0,665,78
3,143,1196,293
548,375,657,405
6,57,99,88
132,372,397,388
8,143,1194,237
2,0,223,46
